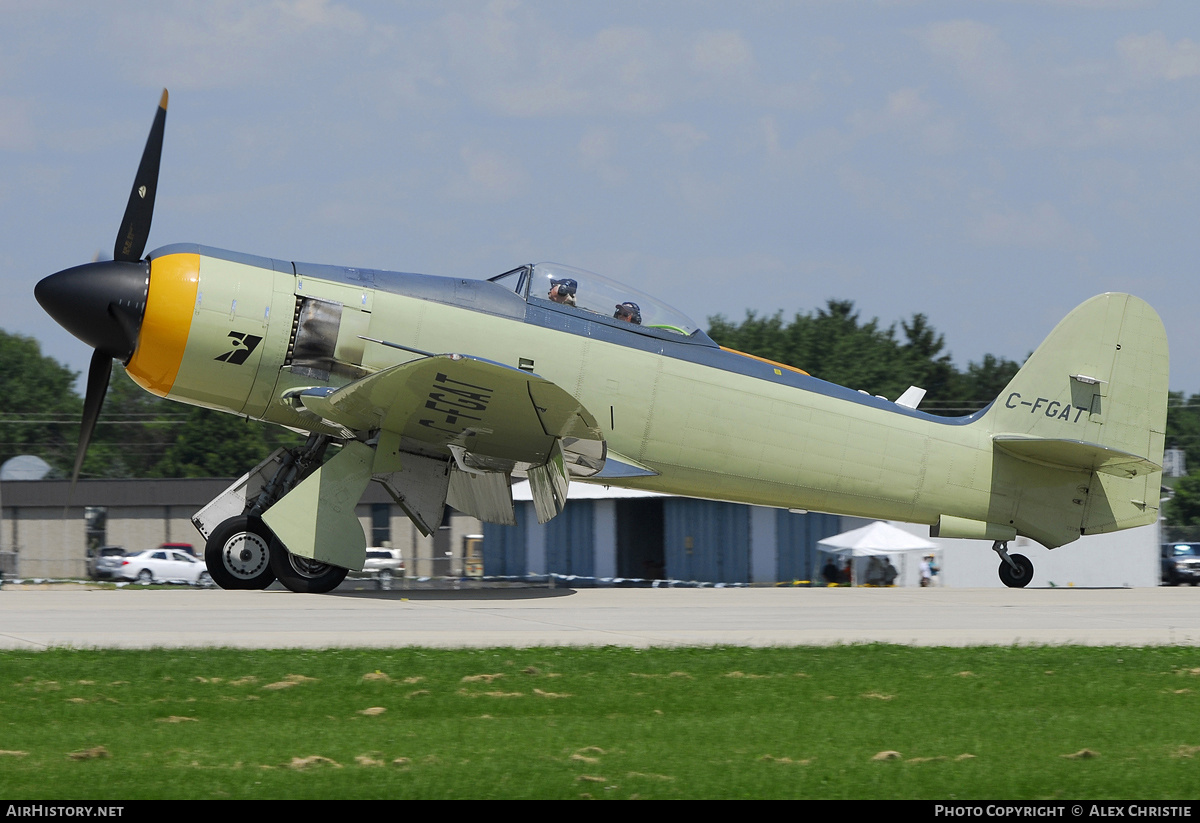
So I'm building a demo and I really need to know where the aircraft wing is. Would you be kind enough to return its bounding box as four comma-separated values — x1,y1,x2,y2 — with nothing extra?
287,354,606,523
292,354,605,469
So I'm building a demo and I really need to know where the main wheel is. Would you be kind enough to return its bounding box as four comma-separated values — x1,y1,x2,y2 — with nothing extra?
269,542,348,594
205,516,278,590
998,553,1034,588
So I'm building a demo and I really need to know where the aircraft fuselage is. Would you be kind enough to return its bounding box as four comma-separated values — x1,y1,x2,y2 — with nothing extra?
130,244,1097,549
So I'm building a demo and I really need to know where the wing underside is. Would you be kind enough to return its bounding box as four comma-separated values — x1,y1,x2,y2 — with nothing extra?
278,354,605,545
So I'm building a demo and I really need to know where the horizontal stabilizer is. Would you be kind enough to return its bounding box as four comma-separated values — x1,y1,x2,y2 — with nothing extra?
993,434,1162,479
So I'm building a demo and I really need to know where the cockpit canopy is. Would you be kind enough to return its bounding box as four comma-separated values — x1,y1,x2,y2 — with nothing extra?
489,262,700,336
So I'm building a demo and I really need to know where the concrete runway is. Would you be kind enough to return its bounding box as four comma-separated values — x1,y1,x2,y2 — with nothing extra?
4,584,1200,649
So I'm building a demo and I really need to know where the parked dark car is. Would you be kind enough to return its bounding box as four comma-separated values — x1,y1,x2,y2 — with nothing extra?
1162,543,1200,586
86,546,127,580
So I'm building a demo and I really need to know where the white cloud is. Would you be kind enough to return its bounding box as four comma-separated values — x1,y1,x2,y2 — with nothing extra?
445,145,527,203
690,30,755,77
968,201,1092,249
0,98,35,151
109,0,369,89
1117,31,1200,81
577,128,628,187
658,122,709,155
918,19,1019,100
849,87,960,155
439,3,667,117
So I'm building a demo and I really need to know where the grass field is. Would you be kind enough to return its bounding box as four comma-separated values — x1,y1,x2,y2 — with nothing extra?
2,645,1200,799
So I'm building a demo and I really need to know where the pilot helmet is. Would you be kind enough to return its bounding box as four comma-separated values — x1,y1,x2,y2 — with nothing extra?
549,278,577,297
614,301,642,324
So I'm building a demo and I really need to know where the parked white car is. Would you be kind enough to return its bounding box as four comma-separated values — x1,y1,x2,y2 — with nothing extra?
348,548,405,589
117,549,213,586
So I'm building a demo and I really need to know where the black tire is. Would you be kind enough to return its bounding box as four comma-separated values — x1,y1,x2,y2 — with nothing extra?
998,553,1034,588
205,516,278,590
269,541,348,594
137,569,153,583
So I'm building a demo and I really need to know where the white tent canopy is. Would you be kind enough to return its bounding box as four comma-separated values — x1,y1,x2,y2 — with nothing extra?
817,521,937,557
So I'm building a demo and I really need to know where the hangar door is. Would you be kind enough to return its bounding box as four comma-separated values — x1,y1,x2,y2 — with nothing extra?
545,503,595,580
663,499,750,584
482,510,527,580
776,510,846,583
616,499,665,581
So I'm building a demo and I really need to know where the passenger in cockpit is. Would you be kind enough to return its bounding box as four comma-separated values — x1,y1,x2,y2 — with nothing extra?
614,301,642,325
548,278,577,306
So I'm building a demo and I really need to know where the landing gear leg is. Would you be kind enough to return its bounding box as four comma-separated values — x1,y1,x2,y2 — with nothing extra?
247,434,331,518
195,434,337,591
993,541,1034,588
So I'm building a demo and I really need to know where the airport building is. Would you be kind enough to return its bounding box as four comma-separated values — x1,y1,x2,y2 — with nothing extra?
0,478,478,582
0,477,1161,588
484,481,849,585
0,477,852,585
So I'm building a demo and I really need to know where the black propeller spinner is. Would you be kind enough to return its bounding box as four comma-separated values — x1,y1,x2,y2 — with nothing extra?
33,89,168,486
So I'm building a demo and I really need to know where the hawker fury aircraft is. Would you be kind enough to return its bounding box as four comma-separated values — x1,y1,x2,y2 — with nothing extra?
35,91,1169,592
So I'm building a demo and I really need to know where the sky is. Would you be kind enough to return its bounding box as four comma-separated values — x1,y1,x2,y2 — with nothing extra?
2,0,1199,400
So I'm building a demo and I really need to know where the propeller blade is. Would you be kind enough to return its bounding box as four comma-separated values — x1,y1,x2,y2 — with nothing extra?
72,350,112,488
114,89,168,263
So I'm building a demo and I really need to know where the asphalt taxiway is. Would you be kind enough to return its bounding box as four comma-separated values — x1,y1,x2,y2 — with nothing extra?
3,585,1200,649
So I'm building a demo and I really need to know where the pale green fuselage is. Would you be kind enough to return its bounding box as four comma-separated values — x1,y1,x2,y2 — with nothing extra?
157,250,1166,551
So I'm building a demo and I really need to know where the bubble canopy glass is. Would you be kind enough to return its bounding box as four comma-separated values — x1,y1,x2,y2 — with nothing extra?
489,262,700,336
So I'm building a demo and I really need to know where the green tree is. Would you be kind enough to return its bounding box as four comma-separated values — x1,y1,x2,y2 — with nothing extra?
1165,392,1200,470
897,312,955,406
151,406,277,478
709,299,909,397
0,331,82,473
1166,472,1200,541
708,302,1034,417
79,368,185,479
957,354,1022,407
708,300,986,415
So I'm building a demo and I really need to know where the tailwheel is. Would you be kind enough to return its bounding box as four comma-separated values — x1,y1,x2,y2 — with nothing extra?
993,541,1034,589
205,516,277,590
269,542,348,594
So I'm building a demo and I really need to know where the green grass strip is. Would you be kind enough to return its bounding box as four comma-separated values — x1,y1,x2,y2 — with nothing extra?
2,645,1200,799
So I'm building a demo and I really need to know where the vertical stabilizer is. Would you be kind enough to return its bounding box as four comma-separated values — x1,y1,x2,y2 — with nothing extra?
985,293,1168,460
980,293,1168,545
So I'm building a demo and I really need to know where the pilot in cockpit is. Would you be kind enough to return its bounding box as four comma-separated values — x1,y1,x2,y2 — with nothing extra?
548,278,577,306
614,301,642,325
